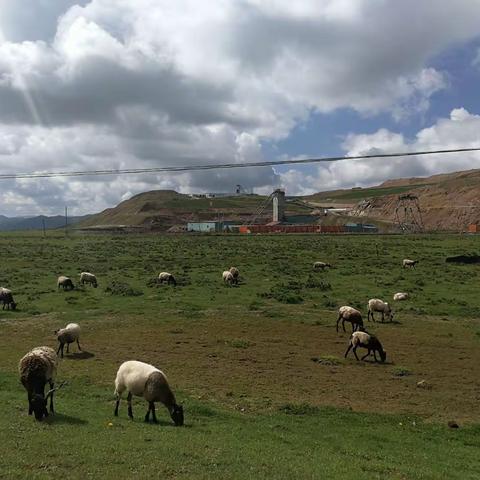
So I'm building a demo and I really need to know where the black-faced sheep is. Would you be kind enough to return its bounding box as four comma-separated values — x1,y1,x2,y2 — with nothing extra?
403,259,418,269
114,360,184,426
393,292,409,301
229,266,240,284
344,331,387,363
367,298,393,322
80,272,98,288
0,287,16,310
55,323,81,358
57,276,74,291
313,261,331,270
336,306,364,333
223,270,234,286
18,346,60,420
158,272,176,286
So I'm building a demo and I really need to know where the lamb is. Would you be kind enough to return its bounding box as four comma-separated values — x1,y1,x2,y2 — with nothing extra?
344,331,387,363
229,266,240,284
80,272,98,288
223,270,234,286
57,275,74,291
393,292,409,301
336,306,364,333
114,360,184,426
55,323,81,358
367,298,393,322
18,346,62,420
158,272,176,286
0,287,16,310
403,259,418,269
313,261,332,270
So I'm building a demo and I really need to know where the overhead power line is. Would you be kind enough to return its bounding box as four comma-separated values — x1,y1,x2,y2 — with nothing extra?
0,147,479,180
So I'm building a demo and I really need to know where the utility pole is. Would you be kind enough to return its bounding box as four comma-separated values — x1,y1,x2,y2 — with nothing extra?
65,206,68,237
42,218,46,238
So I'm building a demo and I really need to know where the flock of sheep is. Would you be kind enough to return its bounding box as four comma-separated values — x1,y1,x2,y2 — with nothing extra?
11,257,418,425
319,258,417,363
16,270,184,425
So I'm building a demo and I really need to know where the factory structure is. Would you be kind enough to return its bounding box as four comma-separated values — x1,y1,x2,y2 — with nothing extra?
186,188,378,234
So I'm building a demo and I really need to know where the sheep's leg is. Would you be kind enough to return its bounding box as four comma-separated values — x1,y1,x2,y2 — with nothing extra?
144,404,151,422
373,351,378,362
127,392,133,419
28,395,33,415
352,346,360,361
344,344,353,358
49,381,55,413
56,343,63,358
336,315,342,333
367,311,370,322
361,350,370,361
342,319,347,332
77,339,82,351
66,343,70,354
151,403,158,423
114,392,121,417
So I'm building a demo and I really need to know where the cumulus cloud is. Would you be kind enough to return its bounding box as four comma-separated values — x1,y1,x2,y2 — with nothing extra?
281,108,480,195
0,0,480,214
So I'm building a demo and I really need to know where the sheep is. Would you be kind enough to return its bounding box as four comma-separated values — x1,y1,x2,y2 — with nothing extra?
393,292,409,301
80,272,98,288
313,261,332,270
114,360,184,426
57,275,74,291
55,323,81,358
344,331,387,363
229,266,240,284
223,270,234,286
403,259,418,269
158,272,176,286
336,306,364,333
0,287,16,310
367,298,393,323
18,346,61,420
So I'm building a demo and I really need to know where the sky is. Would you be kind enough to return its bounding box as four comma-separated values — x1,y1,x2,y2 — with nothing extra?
1,0,480,216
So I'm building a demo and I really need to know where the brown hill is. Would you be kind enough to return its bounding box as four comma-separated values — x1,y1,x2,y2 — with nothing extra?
79,168,480,232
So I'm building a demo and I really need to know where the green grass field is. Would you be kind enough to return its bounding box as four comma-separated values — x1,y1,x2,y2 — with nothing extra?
1,232,480,479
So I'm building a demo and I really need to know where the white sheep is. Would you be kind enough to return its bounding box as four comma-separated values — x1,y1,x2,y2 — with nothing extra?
393,292,409,301
223,270,234,286
55,323,81,358
80,272,98,288
18,346,60,420
114,360,184,426
336,306,364,333
344,331,387,363
57,275,74,291
0,287,16,310
158,272,177,286
229,266,240,284
313,261,331,270
367,298,393,322
403,259,418,269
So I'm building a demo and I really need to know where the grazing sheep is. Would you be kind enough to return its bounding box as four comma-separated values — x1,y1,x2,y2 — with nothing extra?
393,292,409,301
55,323,81,358
336,306,364,333
229,266,240,284
57,275,74,291
344,331,387,363
313,261,332,270
80,272,98,288
18,346,59,420
114,360,184,426
158,272,176,286
223,270,234,286
0,287,16,310
367,298,393,323
403,259,418,269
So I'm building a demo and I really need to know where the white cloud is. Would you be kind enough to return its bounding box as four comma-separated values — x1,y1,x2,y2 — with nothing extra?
281,108,480,195
0,1,480,214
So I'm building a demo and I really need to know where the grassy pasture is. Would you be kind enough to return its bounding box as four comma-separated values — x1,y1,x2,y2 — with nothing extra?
1,232,480,479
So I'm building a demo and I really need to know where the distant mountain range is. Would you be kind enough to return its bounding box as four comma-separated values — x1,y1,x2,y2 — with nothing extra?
0,215,91,232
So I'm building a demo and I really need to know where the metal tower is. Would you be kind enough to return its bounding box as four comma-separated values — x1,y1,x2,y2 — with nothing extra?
394,194,424,233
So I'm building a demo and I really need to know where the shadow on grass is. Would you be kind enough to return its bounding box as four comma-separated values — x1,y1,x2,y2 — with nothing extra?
46,412,88,425
66,351,95,360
